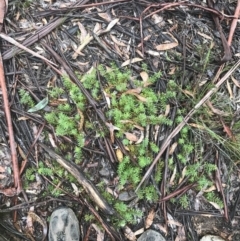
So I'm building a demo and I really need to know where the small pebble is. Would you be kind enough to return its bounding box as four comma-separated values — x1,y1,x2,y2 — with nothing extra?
118,191,136,201
137,230,165,241
200,235,225,241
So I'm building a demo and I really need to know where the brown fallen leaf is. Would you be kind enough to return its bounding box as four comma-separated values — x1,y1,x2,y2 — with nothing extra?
169,142,178,155
124,226,136,241
152,14,165,28
145,209,155,228
140,71,148,82
220,118,236,141
197,31,213,40
77,21,88,43
110,34,126,47
155,41,178,51
169,165,177,185
178,166,187,184
125,87,142,94
124,87,147,102
116,149,123,162
124,132,139,142
231,75,240,87
98,11,112,22
206,100,228,116
155,32,178,51
121,58,143,67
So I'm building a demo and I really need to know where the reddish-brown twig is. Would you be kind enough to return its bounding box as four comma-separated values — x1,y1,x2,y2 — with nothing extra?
0,53,21,194
0,0,21,196
228,0,240,46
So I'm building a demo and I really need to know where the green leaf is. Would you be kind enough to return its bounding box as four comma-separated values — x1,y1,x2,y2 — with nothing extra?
28,96,48,112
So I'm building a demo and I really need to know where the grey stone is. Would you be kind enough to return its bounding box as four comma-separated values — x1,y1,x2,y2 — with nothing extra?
118,191,136,201
48,207,80,241
137,230,165,241
200,235,225,241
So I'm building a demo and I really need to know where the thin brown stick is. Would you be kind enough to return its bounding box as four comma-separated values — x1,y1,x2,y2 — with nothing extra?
2,17,68,60
0,52,21,194
227,0,240,46
136,59,240,191
39,143,115,215
215,151,229,221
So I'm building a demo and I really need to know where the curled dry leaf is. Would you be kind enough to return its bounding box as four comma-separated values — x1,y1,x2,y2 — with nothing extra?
168,66,176,75
48,133,57,148
165,104,170,116
77,61,89,66
137,35,151,48
145,209,155,229
197,31,213,40
189,123,206,130
220,118,236,141
72,33,93,59
226,79,233,99
140,71,148,82
27,211,48,241
125,132,139,142
169,165,177,185
203,185,216,192
97,11,112,22
77,22,88,43
136,49,144,58
124,226,136,241
110,34,126,47
26,212,34,234
104,18,119,33
231,75,240,87
120,120,143,128
125,87,142,94
178,166,187,184
121,58,143,67
71,183,80,196
116,148,123,162
103,90,111,108
18,116,29,121
130,93,147,102
134,228,144,236
209,201,224,213
124,87,147,102
167,219,182,227
152,14,165,28
135,130,144,144
93,22,101,34
155,32,178,51
169,142,178,155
